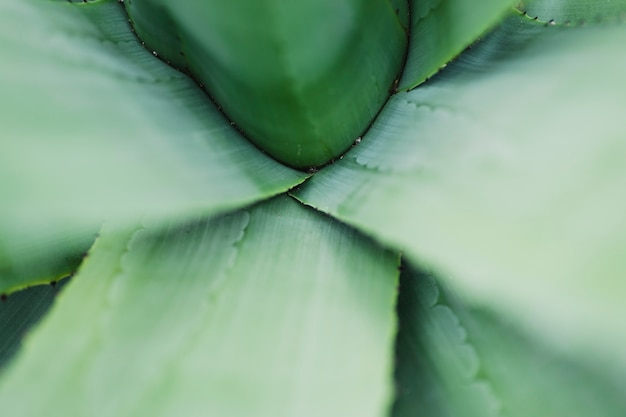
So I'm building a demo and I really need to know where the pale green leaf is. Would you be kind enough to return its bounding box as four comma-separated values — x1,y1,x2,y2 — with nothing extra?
294,13,626,370
0,196,399,417
392,265,626,417
0,0,306,293
399,0,517,89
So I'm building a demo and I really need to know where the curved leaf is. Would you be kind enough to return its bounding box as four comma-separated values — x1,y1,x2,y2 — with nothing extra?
392,265,626,417
517,0,626,25
0,196,399,417
0,233,92,296
0,0,306,293
399,0,517,90
125,0,408,168
294,13,626,370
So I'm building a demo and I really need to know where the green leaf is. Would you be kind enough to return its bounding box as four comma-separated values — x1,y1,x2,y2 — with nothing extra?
294,13,626,370
0,196,400,417
517,0,626,25
124,0,408,168
0,280,69,370
392,265,626,417
0,232,92,296
399,0,518,89
0,0,306,293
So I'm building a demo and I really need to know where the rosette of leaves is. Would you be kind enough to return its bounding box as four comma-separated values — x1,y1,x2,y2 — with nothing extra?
2,0,626,416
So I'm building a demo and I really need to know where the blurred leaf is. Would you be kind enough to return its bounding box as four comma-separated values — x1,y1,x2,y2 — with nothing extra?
399,0,517,89
0,233,92,295
0,0,306,294
0,196,400,417
294,13,626,370
0,280,69,370
392,264,626,417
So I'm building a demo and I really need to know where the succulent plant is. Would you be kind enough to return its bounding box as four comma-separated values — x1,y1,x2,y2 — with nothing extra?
1,0,626,416
124,0,409,168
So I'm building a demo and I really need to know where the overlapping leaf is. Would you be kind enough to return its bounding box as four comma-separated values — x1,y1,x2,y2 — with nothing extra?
3,0,626,415
399,0,517,89
0,0,306,294
517,0,626,24
392,265,626,417
0,280,69,369
124,0,407,168
0,196,400,417
295,12,626,370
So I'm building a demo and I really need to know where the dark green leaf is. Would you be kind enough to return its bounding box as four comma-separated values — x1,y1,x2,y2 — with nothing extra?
0,280,69,370
517,0,626,25
399,0,517,89
125,0,408,168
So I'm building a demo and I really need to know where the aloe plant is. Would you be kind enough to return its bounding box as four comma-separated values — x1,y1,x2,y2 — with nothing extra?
1,0,626,416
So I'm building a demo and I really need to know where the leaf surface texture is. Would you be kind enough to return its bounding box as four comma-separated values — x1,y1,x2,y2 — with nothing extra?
0,0,306,293
295,12,626,370
400,0,517,89
392,265,626,417
0,196,399,417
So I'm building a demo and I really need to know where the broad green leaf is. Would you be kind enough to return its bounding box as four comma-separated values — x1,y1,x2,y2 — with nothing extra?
399,0,517,90
294,13,626,370
124,0,408,168
517,0,626,24
0,195,399,417
392,265,626,417
0,0,306,293
0,280,69,370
